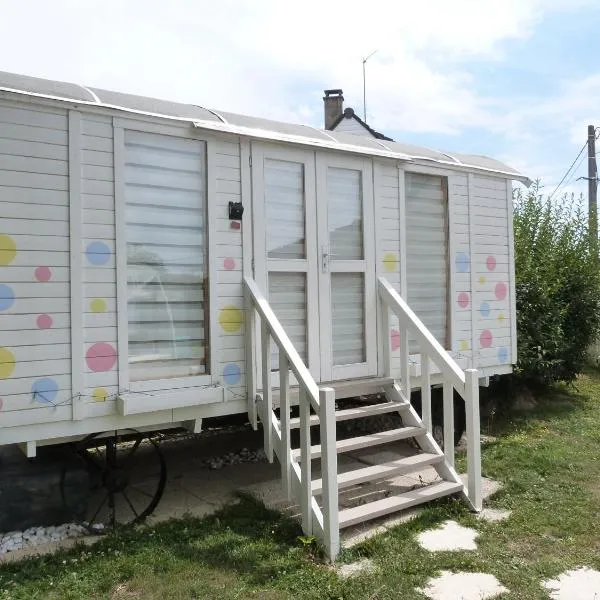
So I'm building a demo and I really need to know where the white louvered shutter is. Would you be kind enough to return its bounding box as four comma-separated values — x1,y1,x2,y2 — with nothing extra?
405,173,449,349
124,131,207,381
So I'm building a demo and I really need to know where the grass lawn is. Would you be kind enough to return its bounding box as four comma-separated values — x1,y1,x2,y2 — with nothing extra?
2,369,600,599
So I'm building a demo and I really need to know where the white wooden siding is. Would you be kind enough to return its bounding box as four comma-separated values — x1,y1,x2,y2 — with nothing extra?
332,117,373,137
0,102,72,426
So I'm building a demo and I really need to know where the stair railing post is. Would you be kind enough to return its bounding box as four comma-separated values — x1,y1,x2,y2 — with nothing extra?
421,353,432,433
381,301,392,378
261,321,274,463
319,387,339,561
245,290,257,430
279,353,292,500
399,322,411,399
298,388,313,535
465,369,482,511
442,378,455,468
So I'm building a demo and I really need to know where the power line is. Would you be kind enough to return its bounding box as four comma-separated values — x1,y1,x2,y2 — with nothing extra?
549,140,589,200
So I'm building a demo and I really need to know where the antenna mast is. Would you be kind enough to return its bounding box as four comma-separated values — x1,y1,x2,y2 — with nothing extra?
362,50,378,121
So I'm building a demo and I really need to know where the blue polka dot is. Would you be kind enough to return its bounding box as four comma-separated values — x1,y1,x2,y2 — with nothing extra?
223,363,241,385
86,241,111,266
0,284,15,311
498,347,509,363
480,302,490,317
456,253,470,273
32,378,59,403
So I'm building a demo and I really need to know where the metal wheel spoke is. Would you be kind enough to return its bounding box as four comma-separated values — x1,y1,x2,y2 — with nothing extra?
89,493,109,525
122,438,142,465
121,491,139,519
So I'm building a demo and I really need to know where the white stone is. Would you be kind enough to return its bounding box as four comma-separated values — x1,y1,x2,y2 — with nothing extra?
476,508,512,523
543,567,600,599
419,571,509,600
417,520,479,552
337,558,375,579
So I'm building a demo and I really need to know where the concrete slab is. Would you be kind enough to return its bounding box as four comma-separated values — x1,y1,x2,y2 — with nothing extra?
336,558,375,579
477,508,511,523
543,567,600,599
419,571,509,600
417,520,479,552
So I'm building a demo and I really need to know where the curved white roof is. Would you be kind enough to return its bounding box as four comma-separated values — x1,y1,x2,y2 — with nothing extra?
0,71,530,184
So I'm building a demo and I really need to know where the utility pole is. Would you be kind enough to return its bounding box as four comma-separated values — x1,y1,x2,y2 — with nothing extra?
588,124,598,256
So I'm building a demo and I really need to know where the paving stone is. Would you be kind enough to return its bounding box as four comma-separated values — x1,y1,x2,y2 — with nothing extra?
417,520,479,552
543,567,600,599
336,558,375,579
476,508,512,523
419,571,509,600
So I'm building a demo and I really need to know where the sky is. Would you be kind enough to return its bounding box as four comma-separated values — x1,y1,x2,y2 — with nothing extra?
0,0,598,197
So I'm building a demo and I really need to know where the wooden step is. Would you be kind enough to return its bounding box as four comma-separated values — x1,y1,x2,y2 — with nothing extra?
291,426,425,461
288,401,409,429
338,480,464,529
311,452,443,494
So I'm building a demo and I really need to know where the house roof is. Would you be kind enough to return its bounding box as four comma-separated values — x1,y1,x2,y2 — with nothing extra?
0,70,531,184
329,107,395,141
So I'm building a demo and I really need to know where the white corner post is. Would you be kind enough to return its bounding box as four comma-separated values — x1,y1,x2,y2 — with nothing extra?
319,387,339,561
465,368,482,511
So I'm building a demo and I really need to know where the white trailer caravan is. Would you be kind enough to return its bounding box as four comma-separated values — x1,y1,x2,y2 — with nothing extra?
0,71,528,558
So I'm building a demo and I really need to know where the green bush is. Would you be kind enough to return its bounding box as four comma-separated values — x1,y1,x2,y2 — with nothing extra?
513,183,600,384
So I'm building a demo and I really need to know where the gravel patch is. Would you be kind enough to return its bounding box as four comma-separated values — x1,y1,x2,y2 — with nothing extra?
204,447,266,470
336,558,375,579
0,523,88,556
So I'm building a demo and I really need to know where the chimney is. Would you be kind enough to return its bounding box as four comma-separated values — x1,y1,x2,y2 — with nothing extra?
323,89,344,130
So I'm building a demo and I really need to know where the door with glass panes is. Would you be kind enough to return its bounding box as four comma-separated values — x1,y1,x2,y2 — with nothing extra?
253,144,376,383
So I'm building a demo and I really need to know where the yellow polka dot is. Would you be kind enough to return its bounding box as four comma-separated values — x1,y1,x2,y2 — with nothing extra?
219,306,243,333
0,347,16,379
479,275,486,285
459,340,469,351
498,312,505,324
92,387,108,402
0,235,16,266
382,252,398,273
90,298,107,313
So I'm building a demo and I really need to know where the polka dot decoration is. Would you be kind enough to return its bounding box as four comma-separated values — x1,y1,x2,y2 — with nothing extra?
459,340,469,351
86,342,117,372
223,363,241,385
34,266,52,282
93,387,109,402
497,312,505,324
382,252,398,273
455,252,470,273
0,347,16,379
480,302,490,318
486,256,496,271
86,241,111,266
36,314,53,329
498,347,509,363
219,306,243,333
480,329,493,349
457,292,469,309
479,275,486,285
0,284,15,311
223,257,236,271
0,234,16,265
90,298,107,313
32,378,59,403
390,329,400,351
495,282,508,301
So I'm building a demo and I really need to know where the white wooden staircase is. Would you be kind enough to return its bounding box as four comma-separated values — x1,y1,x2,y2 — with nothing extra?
244,276,482,561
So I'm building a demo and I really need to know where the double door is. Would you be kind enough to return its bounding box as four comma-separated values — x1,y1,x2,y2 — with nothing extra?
252,144,377,382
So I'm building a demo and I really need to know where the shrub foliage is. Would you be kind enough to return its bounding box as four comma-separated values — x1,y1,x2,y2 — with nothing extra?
513,183,600,384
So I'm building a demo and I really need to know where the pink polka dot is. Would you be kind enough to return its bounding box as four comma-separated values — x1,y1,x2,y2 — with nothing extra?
480,329,493,348
486,256,496,271
35,266,52,282
495,282,508,301
223,257,236,271
86,343,117,373
36,314,53,329
390,329,400,351
457,292,470,309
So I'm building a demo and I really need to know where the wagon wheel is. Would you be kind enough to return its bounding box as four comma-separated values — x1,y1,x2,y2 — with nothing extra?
68,429,167,532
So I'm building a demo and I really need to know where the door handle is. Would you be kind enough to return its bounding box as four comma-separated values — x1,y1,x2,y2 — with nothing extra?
322,246,329,273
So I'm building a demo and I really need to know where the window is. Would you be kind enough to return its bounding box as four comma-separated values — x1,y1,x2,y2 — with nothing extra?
124,131,208,382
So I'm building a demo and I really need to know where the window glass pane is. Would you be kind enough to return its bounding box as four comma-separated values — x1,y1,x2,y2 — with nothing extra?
124,130,207,381
331,273,365,365
265,159,305,259
328,167,363,260
268,272,307,369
